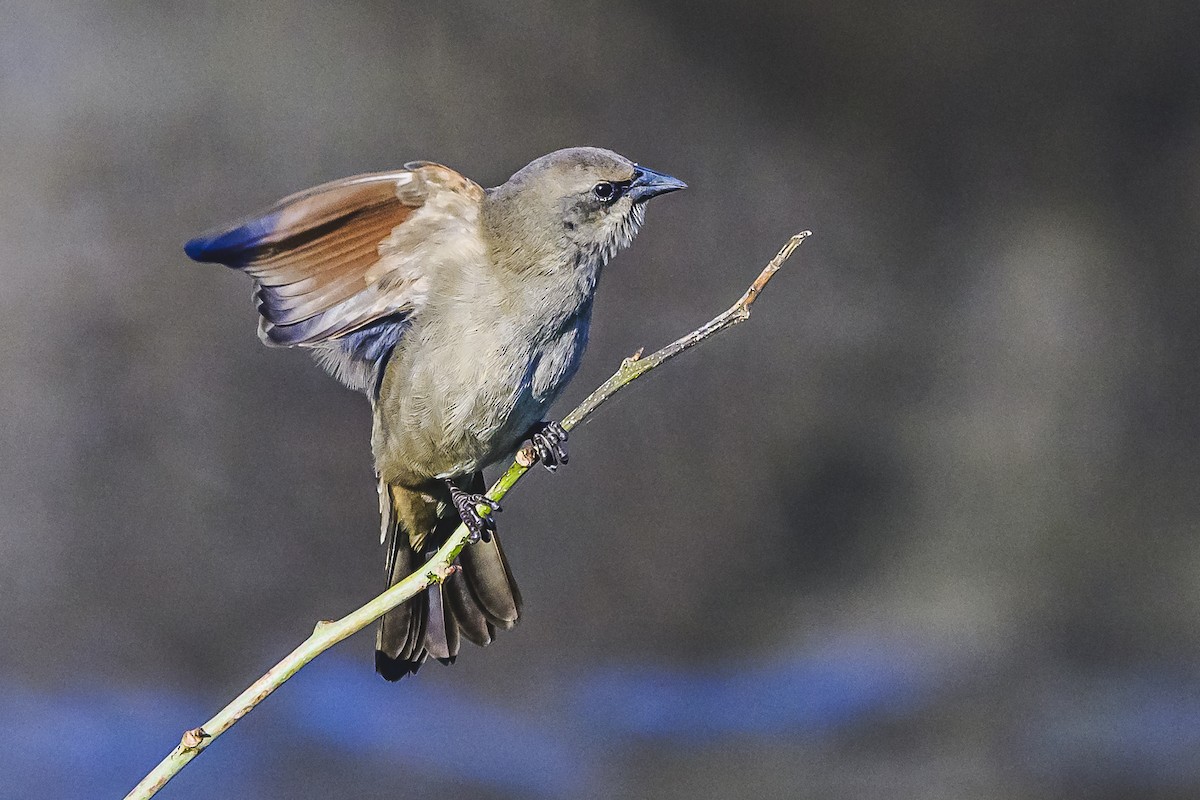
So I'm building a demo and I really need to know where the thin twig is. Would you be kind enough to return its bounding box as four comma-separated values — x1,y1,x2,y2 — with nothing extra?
124,230,810,800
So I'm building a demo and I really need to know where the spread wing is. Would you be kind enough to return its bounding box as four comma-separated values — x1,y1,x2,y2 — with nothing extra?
185,163,483,347
185,163,484,392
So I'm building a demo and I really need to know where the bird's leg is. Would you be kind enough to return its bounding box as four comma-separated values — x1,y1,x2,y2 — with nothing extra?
446,480,501,543
526,420,569,472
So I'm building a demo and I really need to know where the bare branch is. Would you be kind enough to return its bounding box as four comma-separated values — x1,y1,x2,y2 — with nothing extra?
123,231,811,800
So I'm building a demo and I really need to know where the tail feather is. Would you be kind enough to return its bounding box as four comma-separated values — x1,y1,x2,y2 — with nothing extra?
443,567,496,648
424,583,459,662
459,536,522,626
375,474,521,681
399,589,428,662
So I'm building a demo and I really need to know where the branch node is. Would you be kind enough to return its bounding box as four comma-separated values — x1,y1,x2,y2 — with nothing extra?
180,728,209,750
428,564,460,584
312,619,334,635
515,445,537,467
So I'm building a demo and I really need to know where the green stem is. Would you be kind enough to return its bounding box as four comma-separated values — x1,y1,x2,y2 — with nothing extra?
123,231,810,800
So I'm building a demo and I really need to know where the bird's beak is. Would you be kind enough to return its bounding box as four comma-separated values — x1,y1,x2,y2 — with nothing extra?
628,165,687,202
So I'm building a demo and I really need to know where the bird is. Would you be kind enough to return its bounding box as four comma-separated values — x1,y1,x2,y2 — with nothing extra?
184,147,686,680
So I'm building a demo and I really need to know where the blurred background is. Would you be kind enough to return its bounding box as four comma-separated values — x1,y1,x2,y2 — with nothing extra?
3,1,1199,798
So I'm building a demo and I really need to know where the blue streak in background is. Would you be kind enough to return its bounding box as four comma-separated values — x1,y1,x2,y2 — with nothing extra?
0,657,591,799
574,635,939,740
4,635,1200,798
0,682,251,799
277,658,589,796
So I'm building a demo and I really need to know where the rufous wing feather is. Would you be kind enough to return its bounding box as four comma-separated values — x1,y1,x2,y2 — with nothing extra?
184,165,482,348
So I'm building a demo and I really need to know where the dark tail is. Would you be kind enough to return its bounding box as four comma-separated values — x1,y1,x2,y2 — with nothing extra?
375,473,521,680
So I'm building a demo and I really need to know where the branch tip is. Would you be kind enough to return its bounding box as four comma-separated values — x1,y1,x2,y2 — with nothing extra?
734,230,811,315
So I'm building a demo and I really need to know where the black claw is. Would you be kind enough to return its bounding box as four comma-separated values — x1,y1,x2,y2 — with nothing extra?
447,483,500,543
529,421,570,472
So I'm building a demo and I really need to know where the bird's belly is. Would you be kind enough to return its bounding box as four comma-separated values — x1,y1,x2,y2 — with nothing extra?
372,319,586,484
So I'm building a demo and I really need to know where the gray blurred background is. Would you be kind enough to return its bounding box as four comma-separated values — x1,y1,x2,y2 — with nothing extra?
3,1,1199,798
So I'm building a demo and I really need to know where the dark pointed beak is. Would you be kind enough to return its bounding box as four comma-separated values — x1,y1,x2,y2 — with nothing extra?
628,165,687,202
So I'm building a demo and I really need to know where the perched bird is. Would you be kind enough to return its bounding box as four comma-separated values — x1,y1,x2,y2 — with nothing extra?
185,147,686,679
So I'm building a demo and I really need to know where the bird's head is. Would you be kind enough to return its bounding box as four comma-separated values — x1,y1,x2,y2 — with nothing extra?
483,147,686,274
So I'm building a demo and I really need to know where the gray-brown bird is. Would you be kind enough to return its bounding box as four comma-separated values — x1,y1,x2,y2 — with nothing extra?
185,147,685,679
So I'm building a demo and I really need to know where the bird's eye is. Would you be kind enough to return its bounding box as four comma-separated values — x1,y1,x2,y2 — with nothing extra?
592,182,617,202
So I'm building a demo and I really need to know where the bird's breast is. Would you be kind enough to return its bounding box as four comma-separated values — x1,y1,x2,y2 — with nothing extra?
372,291,593,483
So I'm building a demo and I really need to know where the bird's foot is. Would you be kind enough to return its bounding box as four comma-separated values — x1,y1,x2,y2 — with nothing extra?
447,482,501,543
527,421,569,472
